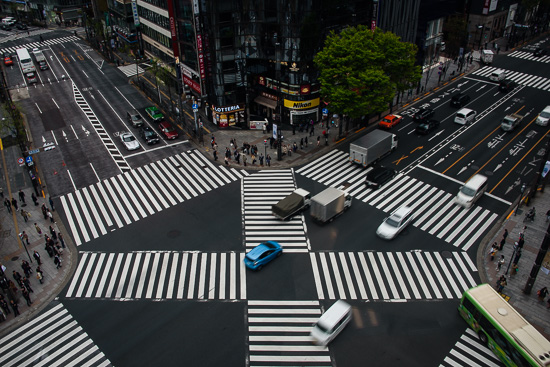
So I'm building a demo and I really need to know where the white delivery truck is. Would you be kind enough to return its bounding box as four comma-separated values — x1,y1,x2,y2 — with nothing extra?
33,49,48,70
349,130,398,168
481,50,494,64
310,187,352,223
272,188,311,220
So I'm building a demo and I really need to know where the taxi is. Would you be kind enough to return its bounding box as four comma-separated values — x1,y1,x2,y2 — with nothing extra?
378,114,403,129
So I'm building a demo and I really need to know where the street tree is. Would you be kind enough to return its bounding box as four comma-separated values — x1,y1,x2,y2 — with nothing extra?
314,25,421,131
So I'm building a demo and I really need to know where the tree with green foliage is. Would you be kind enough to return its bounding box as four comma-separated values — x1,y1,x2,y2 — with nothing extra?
314,25,421,126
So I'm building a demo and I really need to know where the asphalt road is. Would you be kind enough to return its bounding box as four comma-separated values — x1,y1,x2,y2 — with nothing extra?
2,30,550,366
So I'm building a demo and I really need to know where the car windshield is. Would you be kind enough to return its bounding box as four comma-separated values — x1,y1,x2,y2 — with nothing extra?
123,135,135,142
164,125,175,132
132,115,141,121
315,322,329,333
540,111,550,118
417,124,428,130
382,118,391,123
460,186,476,196
386,216,400,227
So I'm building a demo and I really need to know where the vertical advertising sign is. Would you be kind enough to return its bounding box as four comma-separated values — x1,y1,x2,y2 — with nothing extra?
193,0,206,82
130,0,140,26
371,0,379,30
166,0,179,57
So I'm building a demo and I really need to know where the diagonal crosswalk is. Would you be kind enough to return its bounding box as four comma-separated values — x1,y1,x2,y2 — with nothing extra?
0,36,79,55
243,170,310,253
310,251,478,300
0,303,112,367
472,65,550,91
507,50,550,63
296,151,498,250
247,300,332,366
59,150,248,246
440,328,503,367
65,251,247,300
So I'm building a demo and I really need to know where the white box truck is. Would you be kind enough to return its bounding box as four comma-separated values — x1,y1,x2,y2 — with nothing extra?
33,49,48,70
349,130,398,168
310,187,352,223
481,50,494,64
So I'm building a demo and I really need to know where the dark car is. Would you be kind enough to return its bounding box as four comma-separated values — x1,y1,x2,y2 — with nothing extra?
15,23,27,30
413,108,434,123
139,126,160,145
415,119,440,135
451,93,471,108
1,24,12,31
499,79,517,93
534,48,546,57
365,166,396,189
127,109,144,127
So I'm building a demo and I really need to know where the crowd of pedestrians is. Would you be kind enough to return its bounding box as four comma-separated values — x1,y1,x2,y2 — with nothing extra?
0,188,65,323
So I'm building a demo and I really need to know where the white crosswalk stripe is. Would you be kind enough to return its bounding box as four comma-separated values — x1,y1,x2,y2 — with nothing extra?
507,50,550,63
243,170,310,253
440,328,503,367
247,300,332,366
65,251,247,300
59,150,248,246
0,303,112,367
296,151,498,250
0,35,79,55
472,65,550,90
118,64,146,77
310,251,478,300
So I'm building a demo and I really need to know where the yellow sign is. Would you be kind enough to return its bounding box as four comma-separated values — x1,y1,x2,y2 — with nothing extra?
283,98,320,110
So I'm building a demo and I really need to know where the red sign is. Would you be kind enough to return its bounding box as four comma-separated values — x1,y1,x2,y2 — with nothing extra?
183,75,201,95
166,0,179,57
300,84,311,95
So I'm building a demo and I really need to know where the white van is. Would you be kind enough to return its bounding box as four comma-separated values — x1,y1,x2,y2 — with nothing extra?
455,174,488,208
454,108,476,125
489,69,506,82
536,105,550,126
2,17,15,25
310,300,352,346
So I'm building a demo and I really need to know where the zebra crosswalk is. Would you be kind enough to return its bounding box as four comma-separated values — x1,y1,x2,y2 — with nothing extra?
440,328,502,367
296,151,498,250
247,300,332,366
59,150,248,246
472,65,550,91
0,303,112,367
118,64,146,78
243,170,310,253
507,50,550,63
310,251,478,301
65,251,247,300
0,36,79,55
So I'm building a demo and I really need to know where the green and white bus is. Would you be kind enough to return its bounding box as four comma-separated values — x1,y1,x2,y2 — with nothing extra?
458,284,550,366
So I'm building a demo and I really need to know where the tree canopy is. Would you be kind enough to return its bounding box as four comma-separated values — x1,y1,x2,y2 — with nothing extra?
314,25,421,118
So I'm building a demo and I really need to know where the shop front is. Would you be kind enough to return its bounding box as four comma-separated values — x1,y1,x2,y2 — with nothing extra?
211,104,245,128
283,97,320,125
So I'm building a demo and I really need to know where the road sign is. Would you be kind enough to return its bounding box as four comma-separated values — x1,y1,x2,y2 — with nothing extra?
17,157,24,165
25,156,33,166
322,108,328,115
192,103,198,112
28,148,40,155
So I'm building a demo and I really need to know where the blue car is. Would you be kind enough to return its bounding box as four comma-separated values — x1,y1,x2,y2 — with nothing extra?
244,241,283,270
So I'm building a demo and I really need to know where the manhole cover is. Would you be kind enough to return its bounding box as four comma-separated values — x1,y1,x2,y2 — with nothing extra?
471,165,479,170
11,256,19,261
167,230,181,239
484,171,493,176
441,251,453,259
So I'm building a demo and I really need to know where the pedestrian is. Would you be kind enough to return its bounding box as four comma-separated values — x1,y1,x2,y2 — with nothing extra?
510,264,519,276
21,288,31,306
58,232,65,248
21,231,29,245
36,267,43,284
18,189,25,204
10,299,19,316
54,254,62,269
252,154,257,165
489,244,498,261
503,228,508,240
499,237,506,250
49,196,55,211
266,154,271,167
317,136,320,147
263,123,267,134
13,270,22,287
235,151,240,164
31,192,38,206
33,250,41,265
224,156,229,166
41,204,47,219
47,209,54,223
518,237,524,248
4,198,11,213
8,280,18,295
496,255,505,271
259,154,264,166
513,249,522,265
305,136,308,147
242,154,247,167
537,287,548,300
547,209,550,222
21,261,31,278
213,150,218,161
50,226,57,241
11,197,18,210
35,223,42,235
497,277,507,293
22,277,33,293
20,209,29,222
0,298,10,315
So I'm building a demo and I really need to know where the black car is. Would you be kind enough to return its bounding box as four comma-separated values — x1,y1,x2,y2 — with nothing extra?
1,24,12,31
534,48,546,57
499,79,516,93
415,119,440,135
451,93,470,107
16,23,28,30
413,108,434,123
365,166,396,189
139,126,160,145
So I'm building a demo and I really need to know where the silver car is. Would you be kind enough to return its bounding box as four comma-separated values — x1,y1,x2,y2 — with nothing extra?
120,132,140,151
376,205,414,240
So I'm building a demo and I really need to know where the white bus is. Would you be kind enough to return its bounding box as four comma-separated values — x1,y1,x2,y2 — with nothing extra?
16,48,35,73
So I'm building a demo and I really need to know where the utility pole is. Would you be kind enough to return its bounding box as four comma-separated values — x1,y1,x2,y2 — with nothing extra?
523,220,550,294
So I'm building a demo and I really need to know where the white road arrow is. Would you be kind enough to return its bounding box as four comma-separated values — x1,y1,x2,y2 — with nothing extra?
435,157,445,166
494,163,502,172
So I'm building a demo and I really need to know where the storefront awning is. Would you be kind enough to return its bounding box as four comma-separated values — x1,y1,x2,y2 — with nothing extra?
254,96,277,109
61,10,80,20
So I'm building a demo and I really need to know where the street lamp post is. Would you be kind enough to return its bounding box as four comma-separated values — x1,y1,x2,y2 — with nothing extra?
514,183,526,216
477,25,484,50
505,242,519,277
